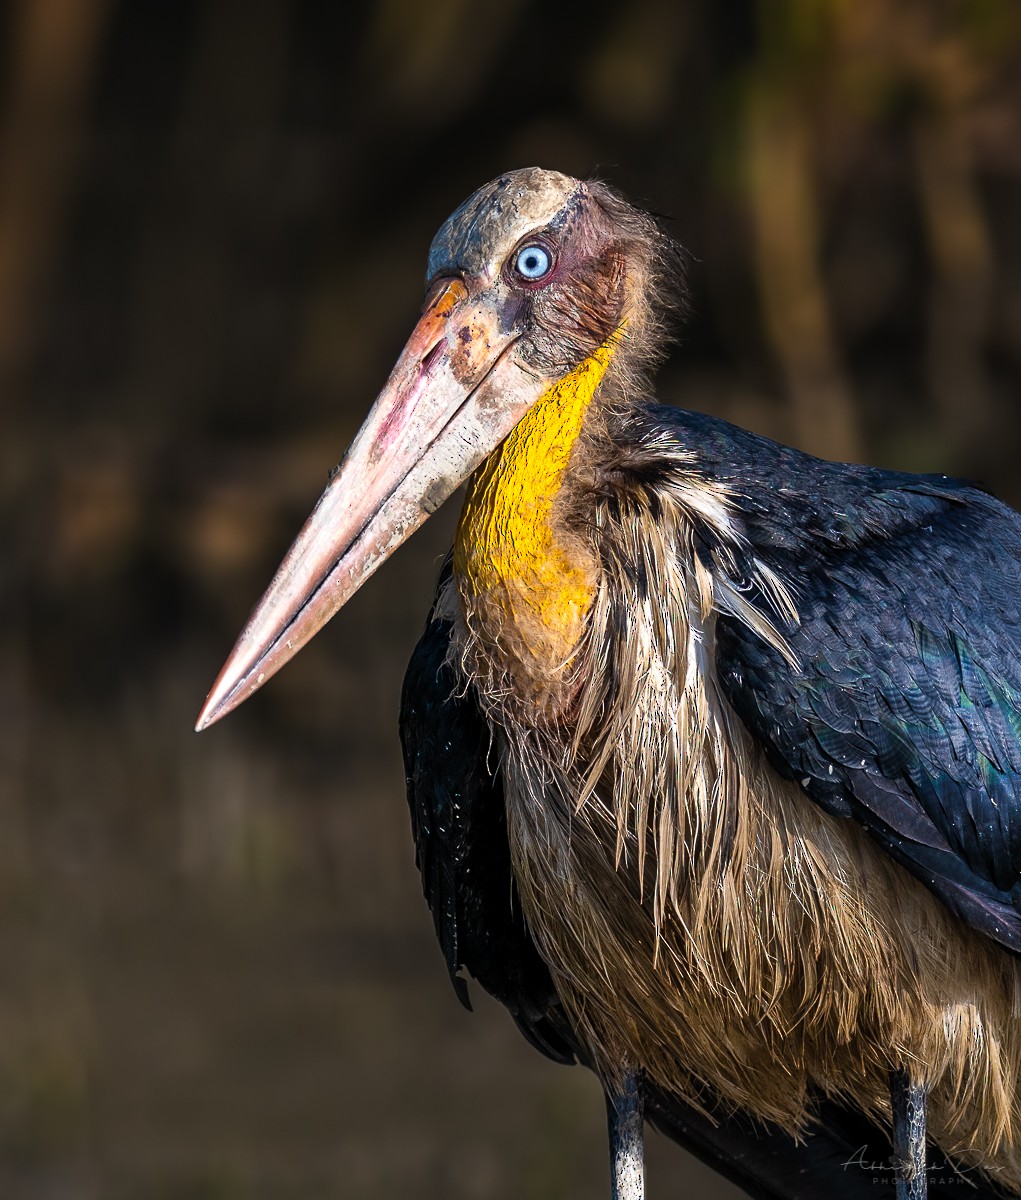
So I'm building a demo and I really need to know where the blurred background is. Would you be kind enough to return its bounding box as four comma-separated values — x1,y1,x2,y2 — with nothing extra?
3,0,1021,1196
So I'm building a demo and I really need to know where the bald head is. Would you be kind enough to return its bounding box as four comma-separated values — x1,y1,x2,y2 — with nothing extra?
423,167,684,382
427,168,584,284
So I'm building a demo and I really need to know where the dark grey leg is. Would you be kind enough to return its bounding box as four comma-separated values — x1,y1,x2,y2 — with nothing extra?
605,1068,644,1200
891,1067,927,1200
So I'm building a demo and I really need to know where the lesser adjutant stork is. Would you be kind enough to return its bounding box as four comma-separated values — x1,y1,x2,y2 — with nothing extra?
198,169,1021,1200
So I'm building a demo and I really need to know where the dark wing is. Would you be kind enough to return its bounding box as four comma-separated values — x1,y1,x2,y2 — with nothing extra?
399,561,575,1063
399,560,990,1200
645,406,1021,952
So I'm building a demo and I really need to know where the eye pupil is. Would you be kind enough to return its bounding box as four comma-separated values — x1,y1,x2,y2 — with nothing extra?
515,244,551,280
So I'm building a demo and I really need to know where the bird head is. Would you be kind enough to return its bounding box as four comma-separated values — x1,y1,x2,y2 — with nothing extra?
196,168,683,730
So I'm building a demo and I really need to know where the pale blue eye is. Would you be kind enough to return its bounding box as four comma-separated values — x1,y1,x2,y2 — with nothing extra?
515,245,551,280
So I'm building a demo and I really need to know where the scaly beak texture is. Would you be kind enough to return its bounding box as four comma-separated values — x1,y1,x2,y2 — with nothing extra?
196,277,547,730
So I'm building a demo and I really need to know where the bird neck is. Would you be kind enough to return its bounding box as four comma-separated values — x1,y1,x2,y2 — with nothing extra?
453,334,620,713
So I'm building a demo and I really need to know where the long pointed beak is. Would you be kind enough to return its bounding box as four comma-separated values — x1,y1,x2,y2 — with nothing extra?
196,278,543,731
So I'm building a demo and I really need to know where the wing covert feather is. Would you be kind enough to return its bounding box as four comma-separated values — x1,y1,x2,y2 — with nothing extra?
641,406,1021,951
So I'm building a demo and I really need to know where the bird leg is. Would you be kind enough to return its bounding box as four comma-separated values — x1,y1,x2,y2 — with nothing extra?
605,1067,645,1200
890,1067,927,1200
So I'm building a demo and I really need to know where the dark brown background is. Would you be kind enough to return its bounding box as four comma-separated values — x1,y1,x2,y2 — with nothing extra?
4,1,1021,1196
